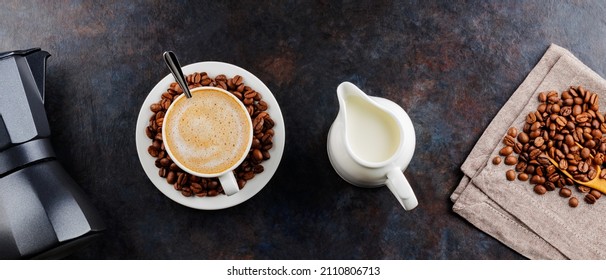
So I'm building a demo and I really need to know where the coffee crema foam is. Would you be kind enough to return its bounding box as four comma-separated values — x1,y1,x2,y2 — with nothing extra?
164,89,252,175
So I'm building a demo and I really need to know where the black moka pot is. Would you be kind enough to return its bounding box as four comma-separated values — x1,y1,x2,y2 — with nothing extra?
0,48,105,259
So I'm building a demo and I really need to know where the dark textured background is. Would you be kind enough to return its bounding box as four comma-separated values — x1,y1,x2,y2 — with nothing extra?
2,0,606,259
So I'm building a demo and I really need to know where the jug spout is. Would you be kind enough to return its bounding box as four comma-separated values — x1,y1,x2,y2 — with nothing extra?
336,81,370,106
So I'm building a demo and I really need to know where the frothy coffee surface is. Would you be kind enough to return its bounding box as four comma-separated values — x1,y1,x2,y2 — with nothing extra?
164,89,252,175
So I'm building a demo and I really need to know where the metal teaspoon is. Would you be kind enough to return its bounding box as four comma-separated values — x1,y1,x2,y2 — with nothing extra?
163,51,192,98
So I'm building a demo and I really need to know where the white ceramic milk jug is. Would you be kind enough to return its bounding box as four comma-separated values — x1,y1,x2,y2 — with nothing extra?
327,82,417,210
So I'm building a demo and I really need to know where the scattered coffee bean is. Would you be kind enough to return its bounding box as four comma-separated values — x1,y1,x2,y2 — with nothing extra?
504,155,517,165
534,184,547,195
503,135,516,147
517,132,530,144
569,197,579,207
518,173,529,181
506,170,516,181
499,146,513,156
559,187,572,198
492,156,502,165
585,193,597,204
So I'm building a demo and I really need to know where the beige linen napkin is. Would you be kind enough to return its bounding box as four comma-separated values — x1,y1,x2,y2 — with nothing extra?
452,44,606,259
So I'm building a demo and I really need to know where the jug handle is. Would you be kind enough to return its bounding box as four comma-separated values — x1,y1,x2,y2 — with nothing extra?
386,168,418,210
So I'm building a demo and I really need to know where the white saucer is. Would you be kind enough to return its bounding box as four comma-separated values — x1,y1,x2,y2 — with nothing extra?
135,61,285,210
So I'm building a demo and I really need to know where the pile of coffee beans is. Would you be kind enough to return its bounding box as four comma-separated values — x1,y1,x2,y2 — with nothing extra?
146,72,275,197
493,86,605,207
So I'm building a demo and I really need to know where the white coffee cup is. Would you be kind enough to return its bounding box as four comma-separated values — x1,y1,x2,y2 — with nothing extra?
162,86,253,196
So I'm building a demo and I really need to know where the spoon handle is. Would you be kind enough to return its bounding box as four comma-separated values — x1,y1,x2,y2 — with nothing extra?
163,51,192,98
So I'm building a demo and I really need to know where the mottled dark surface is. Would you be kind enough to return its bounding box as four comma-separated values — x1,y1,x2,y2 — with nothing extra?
2,0,606,259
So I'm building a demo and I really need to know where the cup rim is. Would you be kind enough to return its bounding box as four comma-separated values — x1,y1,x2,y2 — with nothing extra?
161,86,254,178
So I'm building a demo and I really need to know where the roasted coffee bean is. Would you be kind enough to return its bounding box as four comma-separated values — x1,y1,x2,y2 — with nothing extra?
252,138,262,150
590,189,602,200
150,103,162,112
544,181,556,191
518,132,530,143
537,155,551,166
574,174,589,182
159,167,170,178
262,150,271,160
545,165,557,176
148,145,159,157
573,104,583,116
529,149,542,159
534,184,547,195
506,170,516,181
569,197,579,207
190,183,203,194
244,90,257,99
585,194,597,204
177,172,187,186
507,127,518,137
576,113,591,123
578,161,589,173
169,163,181,172
242,171,255,180
558,159,568,170
257,100,268,111
555,115,567,127
594,153,605,165
548,172,560,183
499,146,513,156
518,173,529,181
536,166,545,176
145,126,154,139
552,103,561,113
252,149,263,162
559,187,572,198
581,148,591,159
548,95,559,104
253,164,264,174
503,135,516,147
261,133,273,145
166,171,177,184
538,92,547,102
514,142,523,154
530,175,545,184
515,161,526,172
237,179,247,189
560,106,572,116
526,112,537,124
533,137,545,147
159,157,171,167
505,156,517,165
208,180,219,190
